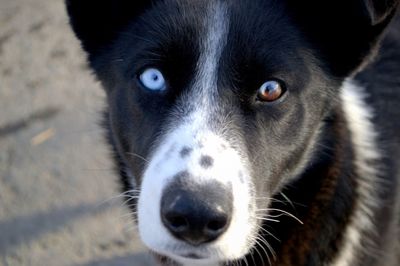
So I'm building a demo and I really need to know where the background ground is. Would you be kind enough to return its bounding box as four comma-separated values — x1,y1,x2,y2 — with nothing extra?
0,0,153,265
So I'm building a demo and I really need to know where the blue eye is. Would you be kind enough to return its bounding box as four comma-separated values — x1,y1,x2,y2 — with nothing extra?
139,68,166,91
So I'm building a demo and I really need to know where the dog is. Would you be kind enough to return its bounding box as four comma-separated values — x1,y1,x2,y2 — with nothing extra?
66,0,400,265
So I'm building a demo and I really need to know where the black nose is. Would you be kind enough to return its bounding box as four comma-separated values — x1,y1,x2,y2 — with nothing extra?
161,180,232,245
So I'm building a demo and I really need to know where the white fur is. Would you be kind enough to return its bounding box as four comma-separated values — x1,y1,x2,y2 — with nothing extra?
137,2,257,264
329,79,382,266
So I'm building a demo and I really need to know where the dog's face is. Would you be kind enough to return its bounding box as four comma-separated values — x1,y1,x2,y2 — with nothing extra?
105,2,331,263
67,0,397,264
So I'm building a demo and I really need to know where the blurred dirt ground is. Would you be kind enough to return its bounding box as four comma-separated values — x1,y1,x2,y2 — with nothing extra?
0,0,153,265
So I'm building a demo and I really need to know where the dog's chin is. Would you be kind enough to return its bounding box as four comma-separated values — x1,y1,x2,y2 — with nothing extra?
167,253,220,266
151,247,222,266
150,242,223,266
147,240,251,266
155,255,216,266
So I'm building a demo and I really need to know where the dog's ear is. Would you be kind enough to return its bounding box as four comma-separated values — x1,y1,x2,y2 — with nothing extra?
66,0,153,57
288,0,399,77
366,0,399,25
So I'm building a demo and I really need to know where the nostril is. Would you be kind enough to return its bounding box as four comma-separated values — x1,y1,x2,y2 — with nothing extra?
166,213,189,232
206,216,228,232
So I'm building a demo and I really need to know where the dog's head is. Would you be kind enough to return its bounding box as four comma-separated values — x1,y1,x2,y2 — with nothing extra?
67,0,398,264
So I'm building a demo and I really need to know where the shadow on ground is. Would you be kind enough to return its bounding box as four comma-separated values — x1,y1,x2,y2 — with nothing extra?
0,203,111,255
75,253,155,266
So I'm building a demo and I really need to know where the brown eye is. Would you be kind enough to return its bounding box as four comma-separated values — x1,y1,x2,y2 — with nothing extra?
257,80,286,102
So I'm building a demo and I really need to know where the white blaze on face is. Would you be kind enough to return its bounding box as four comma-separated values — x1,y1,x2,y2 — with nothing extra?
137,2,257,264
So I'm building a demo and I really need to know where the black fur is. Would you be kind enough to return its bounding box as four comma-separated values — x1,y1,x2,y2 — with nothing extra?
66,0,400,265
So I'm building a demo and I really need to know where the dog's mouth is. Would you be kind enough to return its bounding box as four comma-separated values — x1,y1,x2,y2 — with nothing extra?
174,250,211,261
179,252,207,260
180,252,205,259
153,244,221,265
154,251,212,265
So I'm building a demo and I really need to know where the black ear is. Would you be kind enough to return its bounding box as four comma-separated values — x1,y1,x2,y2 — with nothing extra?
366,0,399,25
287,0,399,77
66,0,153,57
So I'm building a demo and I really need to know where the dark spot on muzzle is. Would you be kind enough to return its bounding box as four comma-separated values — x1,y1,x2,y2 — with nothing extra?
180,146,193,158
199,155,214,168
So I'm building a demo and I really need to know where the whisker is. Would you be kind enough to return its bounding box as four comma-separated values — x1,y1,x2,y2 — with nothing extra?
255,216,280,223
279,192,295,209
255,207,303,225
126,152,149,163
249,246,257,266
120,196,139,206
240,251,249,266
267,208,303,224
257,225,281,243
257,236,274,265
119,211,138,219
253,237,267,266
258,234,277,261
96,189,140,208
